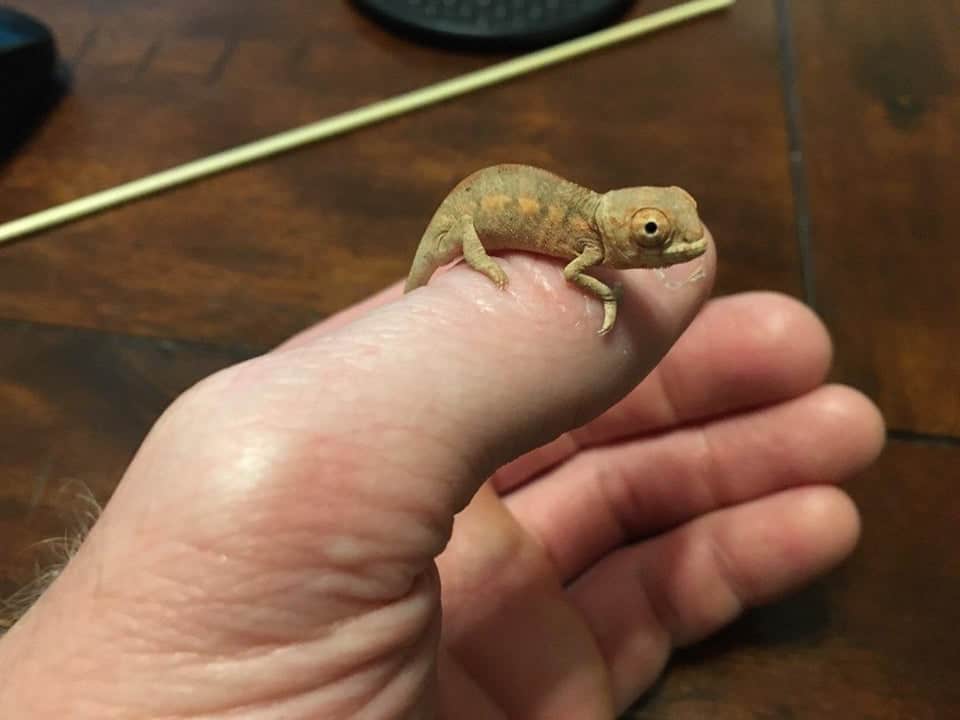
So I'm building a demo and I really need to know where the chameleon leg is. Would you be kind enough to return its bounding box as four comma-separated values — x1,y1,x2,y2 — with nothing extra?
563,246,619,335
459,216,509,289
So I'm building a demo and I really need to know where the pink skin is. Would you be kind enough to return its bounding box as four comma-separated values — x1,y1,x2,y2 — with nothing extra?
0,228,885,719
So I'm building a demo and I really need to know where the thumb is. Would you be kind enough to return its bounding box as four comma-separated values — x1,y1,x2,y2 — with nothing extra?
0,233,714,718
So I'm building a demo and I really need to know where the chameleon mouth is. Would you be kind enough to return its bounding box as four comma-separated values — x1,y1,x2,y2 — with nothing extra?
642,240,707,267
662,224,709,265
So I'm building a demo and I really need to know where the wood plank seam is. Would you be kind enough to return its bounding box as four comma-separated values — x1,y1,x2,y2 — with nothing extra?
887,429,960,447
774,0,817,309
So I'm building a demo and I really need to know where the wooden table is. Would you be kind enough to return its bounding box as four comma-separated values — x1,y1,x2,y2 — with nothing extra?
2,1,957,716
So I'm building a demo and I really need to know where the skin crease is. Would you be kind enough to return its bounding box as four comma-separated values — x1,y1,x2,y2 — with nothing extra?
0,224,886,719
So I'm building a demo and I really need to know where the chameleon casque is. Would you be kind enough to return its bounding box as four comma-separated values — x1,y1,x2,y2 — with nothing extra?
404,163,707,334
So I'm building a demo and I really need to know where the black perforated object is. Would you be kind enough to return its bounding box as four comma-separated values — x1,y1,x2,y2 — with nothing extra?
350,0,636,50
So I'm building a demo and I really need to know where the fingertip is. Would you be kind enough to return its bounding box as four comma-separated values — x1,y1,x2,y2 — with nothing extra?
810,384,888,477
793,485,862,561
707,290,835,387
403,247,711,355
728,486,863,607
752,291,834,364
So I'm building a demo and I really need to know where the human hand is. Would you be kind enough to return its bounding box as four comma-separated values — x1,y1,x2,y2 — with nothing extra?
0,232,884,718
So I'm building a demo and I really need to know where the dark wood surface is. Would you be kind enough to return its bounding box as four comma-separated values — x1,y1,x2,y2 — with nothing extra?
795,1,960,437
1,0,957,717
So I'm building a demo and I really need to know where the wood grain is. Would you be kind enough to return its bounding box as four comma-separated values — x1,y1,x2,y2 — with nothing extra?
628,439,960,720
0,319,249,603
0,0,798,348
793,0,960,436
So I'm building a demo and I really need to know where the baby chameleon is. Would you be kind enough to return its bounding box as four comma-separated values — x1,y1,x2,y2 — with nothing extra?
404,163,707,335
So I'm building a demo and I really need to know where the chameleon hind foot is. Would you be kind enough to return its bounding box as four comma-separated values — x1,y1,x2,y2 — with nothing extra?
459,215,509,289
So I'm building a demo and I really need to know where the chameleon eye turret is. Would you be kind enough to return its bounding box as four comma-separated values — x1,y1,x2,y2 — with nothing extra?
632,208,671,247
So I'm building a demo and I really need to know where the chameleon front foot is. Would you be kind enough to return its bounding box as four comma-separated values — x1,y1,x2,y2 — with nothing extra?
596,282,623,334
562,246,621,336
598,298,618,335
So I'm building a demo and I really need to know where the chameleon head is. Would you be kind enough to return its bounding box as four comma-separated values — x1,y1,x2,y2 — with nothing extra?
595,185,707,269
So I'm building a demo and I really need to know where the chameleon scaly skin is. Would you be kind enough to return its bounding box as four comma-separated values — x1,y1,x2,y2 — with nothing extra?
404,164,707,334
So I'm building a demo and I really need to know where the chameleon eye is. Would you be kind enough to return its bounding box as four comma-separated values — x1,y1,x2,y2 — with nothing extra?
632,209,670,248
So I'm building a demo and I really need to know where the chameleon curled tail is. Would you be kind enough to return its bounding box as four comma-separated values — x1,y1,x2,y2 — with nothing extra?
403,228,447,292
